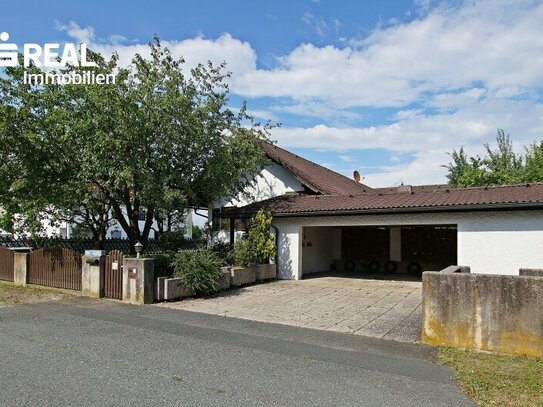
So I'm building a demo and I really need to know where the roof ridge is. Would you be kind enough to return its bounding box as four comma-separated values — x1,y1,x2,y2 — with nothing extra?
369,182,542,196
263,142,372,194
437,182,543,192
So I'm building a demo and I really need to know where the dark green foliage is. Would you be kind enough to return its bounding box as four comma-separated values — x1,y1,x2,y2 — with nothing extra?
210,241,232,262
159,230,187,252
445,129,543,187
0,39,272,251
149,253,177,278
191,226,203,240
246,209,276,264
229,209,276,266
231,239,252,267
173,250,222,295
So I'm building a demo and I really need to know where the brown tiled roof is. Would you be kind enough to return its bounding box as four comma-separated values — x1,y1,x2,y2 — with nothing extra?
263,142,372,195
222,183,543,217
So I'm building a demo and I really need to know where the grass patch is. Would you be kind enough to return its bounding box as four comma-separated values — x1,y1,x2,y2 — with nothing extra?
439,347,543,406
0,282,71,305
171,375,183,382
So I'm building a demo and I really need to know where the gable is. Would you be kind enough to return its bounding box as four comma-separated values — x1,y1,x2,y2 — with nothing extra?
218,162,305,208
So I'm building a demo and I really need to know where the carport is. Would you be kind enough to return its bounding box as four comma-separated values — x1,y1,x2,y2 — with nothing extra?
301,224,457,278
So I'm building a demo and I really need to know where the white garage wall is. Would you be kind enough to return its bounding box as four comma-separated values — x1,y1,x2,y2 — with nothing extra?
274,210,543,279
458,211,543,275
301,227,335,275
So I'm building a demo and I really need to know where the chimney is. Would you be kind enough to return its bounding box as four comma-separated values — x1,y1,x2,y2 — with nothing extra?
397,184,412,193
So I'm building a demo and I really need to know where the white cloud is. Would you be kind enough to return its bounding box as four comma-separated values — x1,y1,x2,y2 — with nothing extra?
55,20,95,44
363,149,450,187
53,2,543,187
233,0,543,108
55,21,257,77
339,155,355,162
272,99,543,186
271,101,360,121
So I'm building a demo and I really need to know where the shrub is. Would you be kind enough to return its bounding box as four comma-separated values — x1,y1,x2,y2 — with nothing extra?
247,209,276,264
232,239,253,267
173,250,222,296
159,230,186,252
210,241,231,262
150,253,176,278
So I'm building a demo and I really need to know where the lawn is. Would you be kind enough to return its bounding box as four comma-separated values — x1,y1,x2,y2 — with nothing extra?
439,347,543,406
0,282,72,305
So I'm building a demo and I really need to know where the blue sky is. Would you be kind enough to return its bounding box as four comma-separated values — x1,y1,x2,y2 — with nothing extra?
2,0,543,187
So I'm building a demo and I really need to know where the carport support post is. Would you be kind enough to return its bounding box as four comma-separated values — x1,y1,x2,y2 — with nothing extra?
82,250,106,298
123,258,155,305
229,218,235,247
390,227,402,262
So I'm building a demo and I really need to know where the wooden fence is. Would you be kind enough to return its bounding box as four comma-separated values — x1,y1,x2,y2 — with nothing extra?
28,248,82,291
0,247,14,282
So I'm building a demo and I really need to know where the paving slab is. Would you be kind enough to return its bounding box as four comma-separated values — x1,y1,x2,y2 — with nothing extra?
158,276,423,343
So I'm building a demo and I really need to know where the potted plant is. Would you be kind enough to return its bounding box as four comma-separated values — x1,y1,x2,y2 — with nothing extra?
248,209,277,280
163,250,227,300
229,238,258,286
229,209,277,284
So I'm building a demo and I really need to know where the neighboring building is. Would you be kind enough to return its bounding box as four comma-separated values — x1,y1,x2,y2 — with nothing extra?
43,208,193,240
215,142,543,279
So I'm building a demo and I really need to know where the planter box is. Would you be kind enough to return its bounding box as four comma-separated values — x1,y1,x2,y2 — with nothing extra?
155,276,168,301
230,266,256,286
256,264,277,281
164,277,195,301
218,269,231,291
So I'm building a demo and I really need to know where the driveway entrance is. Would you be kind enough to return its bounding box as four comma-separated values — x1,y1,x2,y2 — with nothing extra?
158,276,422,343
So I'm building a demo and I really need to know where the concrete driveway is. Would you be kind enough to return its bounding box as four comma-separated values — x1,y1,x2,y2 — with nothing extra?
159,275,422,343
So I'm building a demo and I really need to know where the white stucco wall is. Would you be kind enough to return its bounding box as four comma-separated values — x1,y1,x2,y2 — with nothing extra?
301,227,335,275
273,210,543,279
219,163,304,208
276,222,302,279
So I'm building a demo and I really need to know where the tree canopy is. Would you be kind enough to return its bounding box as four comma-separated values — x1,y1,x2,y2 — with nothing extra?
445,129,543,187
0,39,271,250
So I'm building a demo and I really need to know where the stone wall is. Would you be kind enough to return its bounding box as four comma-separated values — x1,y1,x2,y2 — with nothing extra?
422,267,543,356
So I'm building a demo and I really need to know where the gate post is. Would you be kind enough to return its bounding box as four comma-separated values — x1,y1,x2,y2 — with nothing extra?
122,258,155,305
13,251,29,286
82,250,106,298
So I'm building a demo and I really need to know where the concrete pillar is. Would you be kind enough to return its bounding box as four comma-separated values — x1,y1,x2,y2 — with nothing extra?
276,223,302,280
123,258,155,305
13,252,29,286
81,250,106,298
390,227,402,262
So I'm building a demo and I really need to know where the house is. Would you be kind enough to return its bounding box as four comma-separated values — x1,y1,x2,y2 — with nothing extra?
20,208,193,240
214,142,543,279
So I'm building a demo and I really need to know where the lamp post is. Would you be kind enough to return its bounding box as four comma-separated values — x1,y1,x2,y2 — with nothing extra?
134,242,144,258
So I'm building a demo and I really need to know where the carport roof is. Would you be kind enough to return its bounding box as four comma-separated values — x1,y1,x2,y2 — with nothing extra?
222,182,543,217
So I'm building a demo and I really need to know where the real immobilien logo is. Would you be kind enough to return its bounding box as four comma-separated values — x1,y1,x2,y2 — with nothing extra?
0,32,116,85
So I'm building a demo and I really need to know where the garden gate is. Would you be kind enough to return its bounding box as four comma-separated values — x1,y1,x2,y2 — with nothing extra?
104,250,124,299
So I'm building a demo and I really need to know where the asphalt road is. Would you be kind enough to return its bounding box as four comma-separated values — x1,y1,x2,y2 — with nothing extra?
0,298,474,406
